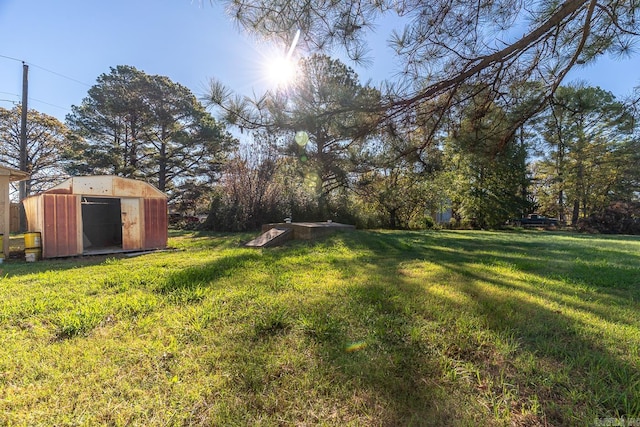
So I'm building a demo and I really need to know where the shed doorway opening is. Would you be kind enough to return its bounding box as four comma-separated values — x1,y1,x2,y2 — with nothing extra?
82,197,123,251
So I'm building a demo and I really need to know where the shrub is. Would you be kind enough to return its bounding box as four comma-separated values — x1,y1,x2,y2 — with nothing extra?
576,201,640,234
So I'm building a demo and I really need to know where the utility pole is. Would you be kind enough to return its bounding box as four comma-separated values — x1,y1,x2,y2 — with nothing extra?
19,62,28,231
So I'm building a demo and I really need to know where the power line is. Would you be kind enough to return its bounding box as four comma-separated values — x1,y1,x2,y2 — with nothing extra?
0,53,92,87
1,54,88,116
0,91,20,98
28,97,71,112
0,54,22,62
0,98,69,114
29,63,92,87
0,91,69,111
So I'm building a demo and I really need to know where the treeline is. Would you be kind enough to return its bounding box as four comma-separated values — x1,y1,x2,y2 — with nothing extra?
1,59,639,233
203,55,640,232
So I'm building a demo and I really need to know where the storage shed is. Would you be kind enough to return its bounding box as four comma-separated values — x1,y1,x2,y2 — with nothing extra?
22,175,168,258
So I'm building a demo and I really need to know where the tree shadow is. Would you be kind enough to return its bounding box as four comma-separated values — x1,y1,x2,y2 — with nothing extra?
327,230,640,425
158,230,640,425
0,253,130,278
157,251,263,294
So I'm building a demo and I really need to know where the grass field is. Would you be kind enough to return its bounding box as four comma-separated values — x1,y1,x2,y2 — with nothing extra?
0,229,639,426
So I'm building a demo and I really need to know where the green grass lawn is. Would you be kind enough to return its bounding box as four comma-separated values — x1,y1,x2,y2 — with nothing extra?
1,229,639,426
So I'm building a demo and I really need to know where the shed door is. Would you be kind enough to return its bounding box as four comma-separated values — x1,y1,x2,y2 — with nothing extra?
121,198,142,251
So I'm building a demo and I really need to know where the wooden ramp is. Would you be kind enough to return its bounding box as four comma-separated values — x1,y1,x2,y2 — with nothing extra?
245,227,293,248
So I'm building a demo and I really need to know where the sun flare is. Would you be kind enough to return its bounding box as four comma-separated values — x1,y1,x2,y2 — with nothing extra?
263,29,301,89
266,56,297,88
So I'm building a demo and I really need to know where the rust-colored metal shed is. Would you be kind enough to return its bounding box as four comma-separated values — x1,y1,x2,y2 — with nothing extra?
22,175,168,258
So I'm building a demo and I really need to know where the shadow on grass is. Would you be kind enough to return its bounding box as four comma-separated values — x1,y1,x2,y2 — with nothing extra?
0,230,252,280
156,251,263,295
0,254,126,278
169,229,254,250
161,230,640,425
337,231,640,424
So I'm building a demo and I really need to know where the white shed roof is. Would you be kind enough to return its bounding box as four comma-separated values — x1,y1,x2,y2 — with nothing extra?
45,175,167,198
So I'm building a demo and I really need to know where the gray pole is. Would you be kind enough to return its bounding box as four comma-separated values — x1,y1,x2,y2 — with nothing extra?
19,62,28,231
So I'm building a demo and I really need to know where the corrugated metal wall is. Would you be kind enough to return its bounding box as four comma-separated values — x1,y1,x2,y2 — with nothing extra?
144,198,168,249
43,194,78,258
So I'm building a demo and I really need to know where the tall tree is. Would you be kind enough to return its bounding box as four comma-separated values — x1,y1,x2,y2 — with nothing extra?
65,65,236,193
0,106,71,195
355,134,437,229
65,66,146,177
140,74,235,193
207,54,380,215
443,90,533,228
276,55,380,207
535,84,634,223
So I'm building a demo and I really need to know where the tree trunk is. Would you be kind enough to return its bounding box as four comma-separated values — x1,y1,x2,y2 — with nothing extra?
389,208,397,229
558,188,565,222
571,199,580,225
158,127,167,192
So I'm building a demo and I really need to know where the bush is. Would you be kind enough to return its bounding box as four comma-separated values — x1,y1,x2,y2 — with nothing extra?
169,214,203,230
576,201,640,235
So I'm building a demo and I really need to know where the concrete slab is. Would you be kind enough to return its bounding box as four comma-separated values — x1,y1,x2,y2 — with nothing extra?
260,222,355,241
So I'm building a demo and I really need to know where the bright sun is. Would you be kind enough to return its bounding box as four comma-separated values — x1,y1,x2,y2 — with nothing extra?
264,29,301,89
266,56,297,88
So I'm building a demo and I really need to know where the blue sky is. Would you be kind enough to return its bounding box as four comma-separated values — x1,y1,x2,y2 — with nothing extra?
1,0,640,128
